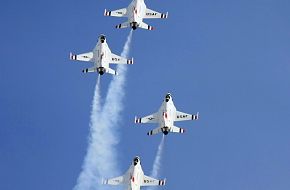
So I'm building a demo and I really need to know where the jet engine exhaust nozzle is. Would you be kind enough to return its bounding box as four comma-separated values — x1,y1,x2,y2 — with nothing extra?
131,22,138,30
162,127,169,135
97,67,106,75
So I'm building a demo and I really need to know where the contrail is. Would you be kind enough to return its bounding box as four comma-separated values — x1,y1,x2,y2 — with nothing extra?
73,30,133,190
150,135,165,178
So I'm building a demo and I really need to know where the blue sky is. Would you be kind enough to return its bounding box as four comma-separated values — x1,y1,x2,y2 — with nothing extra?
1,0,290,189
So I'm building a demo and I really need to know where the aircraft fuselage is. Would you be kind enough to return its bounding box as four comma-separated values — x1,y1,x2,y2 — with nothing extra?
128,0,147,29
157,97,177,135
92,39,111,75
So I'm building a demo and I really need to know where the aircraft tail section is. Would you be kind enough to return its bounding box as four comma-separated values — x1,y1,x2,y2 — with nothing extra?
106,67,118,75
82,67,97,73
138,21,154,30
147,127,162,136
170,126,185,134
115,21,130,29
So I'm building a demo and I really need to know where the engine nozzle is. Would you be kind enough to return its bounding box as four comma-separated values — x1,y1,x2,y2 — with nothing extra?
131,22,138,30
162,127,170,135
97,67,106,75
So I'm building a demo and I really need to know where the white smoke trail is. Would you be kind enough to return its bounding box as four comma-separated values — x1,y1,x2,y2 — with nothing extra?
94,29,133,183
73,30,133,190
74,75,102,190
150,135,165,179
146,135,165,190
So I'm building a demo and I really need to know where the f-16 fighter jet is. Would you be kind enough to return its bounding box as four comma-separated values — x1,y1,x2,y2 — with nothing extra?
104,0,168,30
135,93,199,136
103,156,166,190
70,34,133,75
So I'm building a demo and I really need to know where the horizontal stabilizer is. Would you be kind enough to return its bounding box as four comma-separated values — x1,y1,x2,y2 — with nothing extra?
170,126,185,134
106,67,118,75
82,67,97,73
138,21,154,30
147,127,162,136
116,21,130,29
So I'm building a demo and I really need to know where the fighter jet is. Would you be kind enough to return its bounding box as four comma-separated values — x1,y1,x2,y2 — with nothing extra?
104,0,168,30
103,156,166,190
135,93,199,136
70,34,133,75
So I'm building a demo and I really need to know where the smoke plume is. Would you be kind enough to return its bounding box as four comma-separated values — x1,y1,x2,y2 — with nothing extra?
74,30,133,190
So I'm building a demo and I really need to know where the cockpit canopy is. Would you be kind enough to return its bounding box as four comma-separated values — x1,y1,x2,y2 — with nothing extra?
165,93,172,102
133,156,140,166
99,34,106,43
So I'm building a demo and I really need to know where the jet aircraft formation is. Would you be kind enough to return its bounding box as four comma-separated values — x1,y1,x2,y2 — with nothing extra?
70,1,199,190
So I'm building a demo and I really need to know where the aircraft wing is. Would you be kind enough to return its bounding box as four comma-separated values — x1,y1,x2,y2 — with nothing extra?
103,168,131,185
111,53,133,64
141,175,166,186
70,52,93,62
103,175,126,185
104,8,127,17
175,111,199,122
135,112,159,124
144,9,168,19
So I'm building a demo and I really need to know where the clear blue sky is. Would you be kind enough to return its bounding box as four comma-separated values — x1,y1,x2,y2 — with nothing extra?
1,0,290,189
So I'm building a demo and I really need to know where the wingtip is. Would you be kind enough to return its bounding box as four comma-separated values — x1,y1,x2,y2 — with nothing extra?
163,178,167,185
159,179,166,186
101,178,107,184
134,116,137,123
